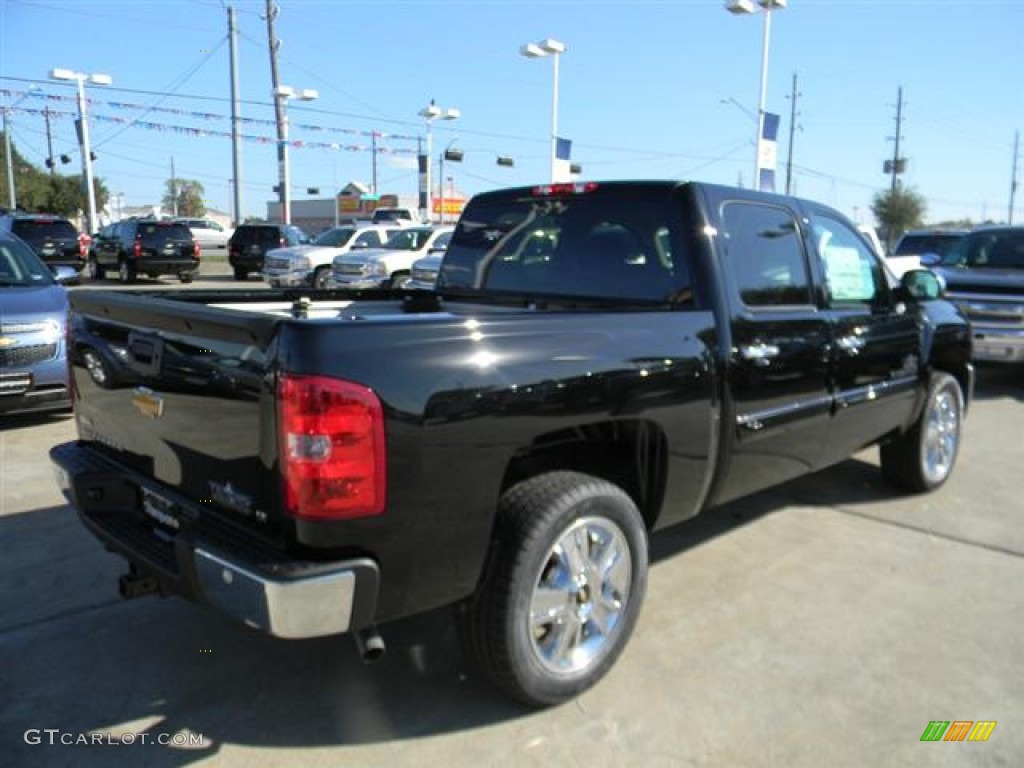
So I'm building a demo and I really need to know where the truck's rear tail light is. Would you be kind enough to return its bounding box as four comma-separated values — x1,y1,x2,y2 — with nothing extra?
531,182,598,197
277,374,386,520
193,240,201,259
132,240,142,259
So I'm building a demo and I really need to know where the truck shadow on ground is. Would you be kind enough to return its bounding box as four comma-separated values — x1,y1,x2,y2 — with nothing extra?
970,363,1023,402
3,455,908,767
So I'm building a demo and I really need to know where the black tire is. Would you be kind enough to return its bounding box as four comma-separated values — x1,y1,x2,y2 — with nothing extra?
389,272,411,289
118,260,135,284
233,267,248,281
87,257,105,281
179,272,194,284
880,371,964,493
459,471,648,707
312,266,330,290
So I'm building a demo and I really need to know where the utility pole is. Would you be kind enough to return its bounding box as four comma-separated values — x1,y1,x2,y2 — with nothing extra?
784,72,799,196
228,5,244,226
371,131,378,194
266,0,288,223
44,108,56,175
1009,130,1019,225
170,156,177,216
889,86,905,193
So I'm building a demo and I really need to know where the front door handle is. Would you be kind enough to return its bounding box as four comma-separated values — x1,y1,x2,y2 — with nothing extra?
739,342,781,366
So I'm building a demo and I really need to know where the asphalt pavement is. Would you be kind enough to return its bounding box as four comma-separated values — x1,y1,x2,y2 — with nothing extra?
0,282,1021,766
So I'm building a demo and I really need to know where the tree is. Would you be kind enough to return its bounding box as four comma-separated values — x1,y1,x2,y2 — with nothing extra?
163,178,206,217
0,138,107,219
871,186,927,252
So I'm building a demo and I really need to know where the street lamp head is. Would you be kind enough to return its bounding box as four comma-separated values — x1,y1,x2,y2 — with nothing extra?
441,107,460,121
520,43,546,59
49,68,79,82
419,102,442,119
759,0,787,9
89,74,112,86
274,85,296,99
724,0,756,14
521,39,566,58
297,89,319,101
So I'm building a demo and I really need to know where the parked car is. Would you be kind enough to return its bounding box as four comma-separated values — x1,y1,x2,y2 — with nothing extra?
371,207,421,226
405,231,454,290
52,180,971,707
329,226,454,289
88,218,200,284
228,223,309,281
0,230,76,416
174,217,233,252
888,228,969,278
263,224,398,289
932,226,1024,363
0,212,87,274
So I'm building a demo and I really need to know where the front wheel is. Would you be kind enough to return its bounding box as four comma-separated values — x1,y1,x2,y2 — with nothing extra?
880,371,964,492
233,267,248,281
179,272,194,284
459,471,648,707
312,266,331,290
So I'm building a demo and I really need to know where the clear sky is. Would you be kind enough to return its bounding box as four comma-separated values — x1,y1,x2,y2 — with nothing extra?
2,0,1022,227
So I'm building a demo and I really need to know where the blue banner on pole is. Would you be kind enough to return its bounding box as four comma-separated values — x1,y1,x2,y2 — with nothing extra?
555,137,572,161
758,112,781,193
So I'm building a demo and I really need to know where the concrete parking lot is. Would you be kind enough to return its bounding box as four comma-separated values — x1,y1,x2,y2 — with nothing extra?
1,277,1021,765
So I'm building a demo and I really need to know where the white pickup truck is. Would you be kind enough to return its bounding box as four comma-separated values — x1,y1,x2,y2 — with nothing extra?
328,226,453,289
262,224,398,289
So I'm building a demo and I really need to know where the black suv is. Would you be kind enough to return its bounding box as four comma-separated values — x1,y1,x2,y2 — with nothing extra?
228,223,309,281
0,212,86,272
89,219,200,284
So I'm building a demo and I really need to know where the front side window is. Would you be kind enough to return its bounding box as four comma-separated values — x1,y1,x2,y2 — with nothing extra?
812,213,886,306
385,228,432,251
721,202,811,308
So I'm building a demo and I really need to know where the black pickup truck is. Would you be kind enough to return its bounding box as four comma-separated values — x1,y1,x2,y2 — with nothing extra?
52,181,973,706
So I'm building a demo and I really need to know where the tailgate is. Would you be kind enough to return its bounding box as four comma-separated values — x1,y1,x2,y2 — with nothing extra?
69,291,284,530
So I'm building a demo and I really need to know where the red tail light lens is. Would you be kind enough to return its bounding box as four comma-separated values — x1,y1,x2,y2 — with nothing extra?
193,240,201,259
277,374,387,520
78,233,90,257
132,240,142,259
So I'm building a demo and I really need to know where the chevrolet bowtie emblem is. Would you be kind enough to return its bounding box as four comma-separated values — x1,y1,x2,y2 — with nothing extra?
131,387,165,419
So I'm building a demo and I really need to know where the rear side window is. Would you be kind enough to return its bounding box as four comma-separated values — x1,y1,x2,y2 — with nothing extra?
440,186,691,305
894,233,964,258
721,202,812,308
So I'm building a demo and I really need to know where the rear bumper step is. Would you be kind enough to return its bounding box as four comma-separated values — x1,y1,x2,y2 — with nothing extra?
51,440,380,639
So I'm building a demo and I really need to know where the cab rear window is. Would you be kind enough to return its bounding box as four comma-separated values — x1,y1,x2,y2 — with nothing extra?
12,219,78,241
439,185,693,305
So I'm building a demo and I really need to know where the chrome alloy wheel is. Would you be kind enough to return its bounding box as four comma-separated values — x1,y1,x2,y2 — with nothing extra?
922,385,960,485
528,515,633,676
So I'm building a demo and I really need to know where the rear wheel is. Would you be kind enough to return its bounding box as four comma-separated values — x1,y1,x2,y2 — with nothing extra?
459,471,648,707
179,272,194,284
880,371,964,492
233,267,248,281
87,257,105,281
118,260,135,284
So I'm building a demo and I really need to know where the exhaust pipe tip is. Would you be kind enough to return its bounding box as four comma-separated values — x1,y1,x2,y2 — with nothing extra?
353,626,386,664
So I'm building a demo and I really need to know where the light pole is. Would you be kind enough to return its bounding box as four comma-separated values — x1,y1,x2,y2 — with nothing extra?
724,0,786,191
50,69,111,233
418,100,459,223
273,85,318,225
520,38,566,183
3,86,43,210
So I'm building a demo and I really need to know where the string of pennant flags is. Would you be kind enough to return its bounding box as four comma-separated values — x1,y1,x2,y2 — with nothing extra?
7,105,418,155
1,88,420,146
